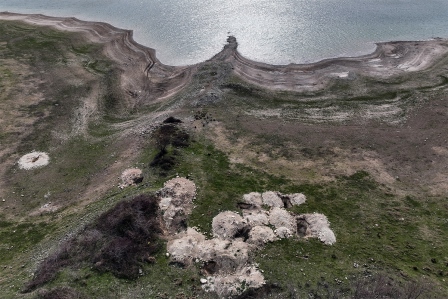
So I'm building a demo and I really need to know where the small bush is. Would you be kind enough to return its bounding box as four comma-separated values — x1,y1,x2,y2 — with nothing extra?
163,116,182,124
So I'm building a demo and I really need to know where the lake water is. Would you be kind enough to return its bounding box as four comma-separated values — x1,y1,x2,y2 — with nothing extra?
1,0,448,66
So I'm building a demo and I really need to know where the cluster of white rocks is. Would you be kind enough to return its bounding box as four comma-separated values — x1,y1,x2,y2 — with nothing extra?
240,191,336,245
158,177,197,233
165,188,336,297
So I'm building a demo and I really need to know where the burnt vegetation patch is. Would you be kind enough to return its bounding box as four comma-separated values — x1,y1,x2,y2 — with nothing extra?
222,82,258,97
24,194,162,293
163,116,182,124
150,119,190,175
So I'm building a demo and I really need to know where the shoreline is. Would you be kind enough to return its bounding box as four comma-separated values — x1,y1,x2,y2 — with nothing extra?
1,12,448,96
0,12,195,103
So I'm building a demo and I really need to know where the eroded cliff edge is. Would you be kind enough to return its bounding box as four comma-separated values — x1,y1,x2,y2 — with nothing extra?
2,12,448,99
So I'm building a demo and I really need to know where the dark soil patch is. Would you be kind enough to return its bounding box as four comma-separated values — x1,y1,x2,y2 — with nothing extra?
24,194,162,292
296,218,309,238
150,148,177,172
163,116,182,124
150,123,190,175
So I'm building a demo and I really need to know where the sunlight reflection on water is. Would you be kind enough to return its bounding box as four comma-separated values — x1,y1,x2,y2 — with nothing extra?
1,0,448,65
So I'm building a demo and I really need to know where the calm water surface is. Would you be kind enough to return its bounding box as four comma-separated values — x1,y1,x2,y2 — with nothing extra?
1,0,448,65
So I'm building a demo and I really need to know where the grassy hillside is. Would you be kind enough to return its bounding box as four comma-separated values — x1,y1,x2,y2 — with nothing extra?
0,20,447,298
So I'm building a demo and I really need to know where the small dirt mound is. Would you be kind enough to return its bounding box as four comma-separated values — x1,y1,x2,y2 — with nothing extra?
197,238,250,270
212,211,245,239
158,177,196,233
241,192,263,208
261,191,283,207
299,213,336,245
243,210,269,227
274,227,294,238
18,151,50,169
287,193,307,206
269,207,296,234
167,228,206,266
259,191,306,209
162,177,196,200
247,226,277,246
202,266,265,298
279,193,307,208
118,168,143,189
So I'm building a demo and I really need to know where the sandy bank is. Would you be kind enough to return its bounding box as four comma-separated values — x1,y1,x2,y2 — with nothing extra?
1,12,448,96
218,36,448,92
0,12,194,103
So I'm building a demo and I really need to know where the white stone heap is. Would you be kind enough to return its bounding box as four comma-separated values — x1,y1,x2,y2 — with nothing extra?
165,188,336,297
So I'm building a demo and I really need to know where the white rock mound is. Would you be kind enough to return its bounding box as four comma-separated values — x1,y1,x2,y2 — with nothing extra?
269,207,296,233
247,226,277,246
300,213,337,245
261,191,283,207
167,228,205,265
118,168,143,189
288,193,307,206
18,151,50,169
242,192,263,208
212,211,245,239
202,266,265,298
243,209,269,227
158,177,196,233
166,187,335,298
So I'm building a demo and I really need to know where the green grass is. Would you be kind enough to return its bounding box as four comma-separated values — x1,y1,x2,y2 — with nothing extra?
253,172,448,296
4,136,114,215
140,126,448,296
137,134,448,297
0,221,56,264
